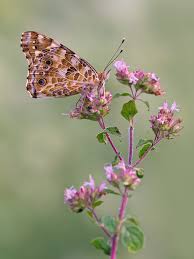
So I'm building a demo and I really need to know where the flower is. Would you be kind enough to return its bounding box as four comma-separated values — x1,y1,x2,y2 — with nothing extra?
114,60,165,96
120,168,141,189
104,161,141,190
136,72,165,96
69,83,112,121
114,60,129,80
64,176,107,212
150,101,182,138
104,164,120,187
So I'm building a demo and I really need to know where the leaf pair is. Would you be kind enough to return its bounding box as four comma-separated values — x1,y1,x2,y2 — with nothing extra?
97,126,121,144
136,139,153,158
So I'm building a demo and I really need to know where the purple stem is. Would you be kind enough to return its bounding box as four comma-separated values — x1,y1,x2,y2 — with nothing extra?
128,122,134,165
110,122,134,259
110,188,128,259
98,117,123,161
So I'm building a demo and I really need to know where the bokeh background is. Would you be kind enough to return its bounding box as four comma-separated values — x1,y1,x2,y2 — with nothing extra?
0,0,193,258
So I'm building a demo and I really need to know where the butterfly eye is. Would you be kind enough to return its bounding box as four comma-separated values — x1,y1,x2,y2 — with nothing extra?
38,78,47,86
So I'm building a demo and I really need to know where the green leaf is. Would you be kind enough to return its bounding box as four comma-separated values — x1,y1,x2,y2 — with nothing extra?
105,189,121,196
105,127,121,136
92,200,104,208
121,220,144,253
86,210,94,219
96,132,107,144
136,139,153,148
138,143,152,158
135,168,144,179
101,216,117,234
121,100,138,121
113,92,133,98
91,237,111,255
112,155,120,166
139,99,150,111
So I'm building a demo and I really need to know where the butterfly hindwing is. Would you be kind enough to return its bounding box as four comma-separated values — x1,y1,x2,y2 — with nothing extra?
21,31,99,98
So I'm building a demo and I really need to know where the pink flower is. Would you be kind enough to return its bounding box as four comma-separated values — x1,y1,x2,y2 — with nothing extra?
171,101,180,112
150,101,182,138
120,168,141,189
104,161,141,190
69,84,112,121
114,60,165,96
64,176,107,212
114,160,126,171
84,175,95,191
104,164,119,186
114,60,129,80
134,70,145,80
129,72,139,85
64,187,77,202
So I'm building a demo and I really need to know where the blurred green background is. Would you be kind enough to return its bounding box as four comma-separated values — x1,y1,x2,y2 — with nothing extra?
0,0,192,258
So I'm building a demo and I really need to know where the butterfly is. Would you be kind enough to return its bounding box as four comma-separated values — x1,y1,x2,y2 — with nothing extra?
20,31,111,98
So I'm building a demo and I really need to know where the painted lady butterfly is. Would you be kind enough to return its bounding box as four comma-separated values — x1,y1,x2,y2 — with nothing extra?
21,31,109,98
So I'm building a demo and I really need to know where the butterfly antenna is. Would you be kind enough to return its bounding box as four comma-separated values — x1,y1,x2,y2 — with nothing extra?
103,38,125,72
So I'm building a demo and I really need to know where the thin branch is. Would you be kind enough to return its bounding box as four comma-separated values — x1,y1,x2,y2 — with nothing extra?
98,117,123,161
89,208,112,238
132,136,163,168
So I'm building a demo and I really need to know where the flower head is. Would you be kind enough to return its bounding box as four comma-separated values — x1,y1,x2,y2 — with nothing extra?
64,176,107,213
114,60,129,81
114,60,165,96
69,83,112,121
104,161,141,190
150,101,182,138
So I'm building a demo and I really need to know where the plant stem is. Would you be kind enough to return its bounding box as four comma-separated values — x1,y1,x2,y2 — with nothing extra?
128,121,134,165
98,117,123,161
110,121,134,259
110,188,128,259
89,208,112,238
132,136,163,168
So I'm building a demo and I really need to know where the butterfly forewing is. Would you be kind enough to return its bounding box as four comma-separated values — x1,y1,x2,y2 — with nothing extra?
21,31,100,98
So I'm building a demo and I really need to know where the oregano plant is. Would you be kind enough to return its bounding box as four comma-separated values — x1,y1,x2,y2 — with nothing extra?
64,60,182,258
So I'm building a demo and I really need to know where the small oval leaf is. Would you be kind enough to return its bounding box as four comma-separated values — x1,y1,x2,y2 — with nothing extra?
91,237,111,255
97,132,107,144
138,143,152,158
101,216,117,234
121,100,138,121
121,221,144,253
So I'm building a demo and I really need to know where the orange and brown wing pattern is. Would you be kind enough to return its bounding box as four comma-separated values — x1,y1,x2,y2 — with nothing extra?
21,31,100,98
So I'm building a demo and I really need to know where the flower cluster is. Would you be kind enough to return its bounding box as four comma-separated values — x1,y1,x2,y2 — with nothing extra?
104,161,141,190
69,84,112,121
64,175,107,212
114,60,165,96
150,101,182,138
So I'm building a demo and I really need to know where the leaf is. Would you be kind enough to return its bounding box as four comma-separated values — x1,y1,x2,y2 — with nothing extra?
97,127,121,144
121,219,144,253
139,99,150,111
121,100,138,121
138,143,152,158
96,132,107,144
91,237,111,255
105,189,121,196
105,127,121,136
136,139,153,148
112,155,120,166
86,210,94,219
135,168,144,179
101,216,117,234
113,92,133,98
92,200,104,208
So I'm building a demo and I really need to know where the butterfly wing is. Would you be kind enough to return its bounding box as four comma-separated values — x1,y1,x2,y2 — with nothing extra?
21,31,100,98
